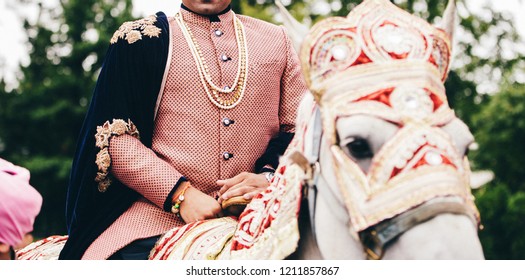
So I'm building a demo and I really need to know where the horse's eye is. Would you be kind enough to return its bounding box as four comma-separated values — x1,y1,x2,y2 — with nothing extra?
344,137,373,159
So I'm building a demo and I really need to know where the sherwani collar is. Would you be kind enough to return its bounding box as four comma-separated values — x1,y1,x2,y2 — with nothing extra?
180,4,233,24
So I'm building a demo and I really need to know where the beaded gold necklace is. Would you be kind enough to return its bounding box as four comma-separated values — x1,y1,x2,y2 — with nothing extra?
174,12,249,109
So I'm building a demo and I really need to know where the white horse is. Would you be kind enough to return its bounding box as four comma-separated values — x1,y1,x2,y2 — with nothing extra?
17,0,485,260
286,94,484,259
278,0,484,259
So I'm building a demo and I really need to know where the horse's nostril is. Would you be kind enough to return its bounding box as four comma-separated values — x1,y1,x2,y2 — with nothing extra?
345,137,374,159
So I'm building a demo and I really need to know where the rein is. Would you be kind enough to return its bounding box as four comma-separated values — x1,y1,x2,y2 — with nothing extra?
303,106,348,258
359,196,475,259
305,107,322,246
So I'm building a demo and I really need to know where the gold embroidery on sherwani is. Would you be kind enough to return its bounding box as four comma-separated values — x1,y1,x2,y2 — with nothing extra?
110,15,162,44
94,119,140,192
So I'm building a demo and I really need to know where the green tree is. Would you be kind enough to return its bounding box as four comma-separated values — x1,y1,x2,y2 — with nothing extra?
471,83,525,259
1,0,523,259
0,0,133,237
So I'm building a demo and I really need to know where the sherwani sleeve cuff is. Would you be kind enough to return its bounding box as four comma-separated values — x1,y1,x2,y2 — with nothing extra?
108,134,184,210
258,165,276,174
254,132,294,172
162,177,188,212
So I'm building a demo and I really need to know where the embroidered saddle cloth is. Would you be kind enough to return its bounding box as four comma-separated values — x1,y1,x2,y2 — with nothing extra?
149,162,304,260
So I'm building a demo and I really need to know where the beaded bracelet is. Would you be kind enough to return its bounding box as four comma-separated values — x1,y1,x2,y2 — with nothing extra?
171,183,191,217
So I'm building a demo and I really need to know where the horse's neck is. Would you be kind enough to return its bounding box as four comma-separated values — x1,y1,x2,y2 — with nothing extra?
293,185,365,259
311,177,366,259
289,200,323,259
294,107,367,259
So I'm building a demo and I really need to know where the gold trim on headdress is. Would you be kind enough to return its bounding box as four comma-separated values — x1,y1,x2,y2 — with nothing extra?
300,0,453,104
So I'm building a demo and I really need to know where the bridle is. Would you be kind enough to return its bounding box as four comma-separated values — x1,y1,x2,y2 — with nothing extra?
302,107,477,260
302,106,351,258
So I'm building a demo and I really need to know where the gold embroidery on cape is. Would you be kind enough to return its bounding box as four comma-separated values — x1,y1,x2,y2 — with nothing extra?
110,15,162,44
94,119,140,192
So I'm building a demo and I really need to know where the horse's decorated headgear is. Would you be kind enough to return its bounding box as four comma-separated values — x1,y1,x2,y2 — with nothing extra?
283,0,480,235
300,0,455,126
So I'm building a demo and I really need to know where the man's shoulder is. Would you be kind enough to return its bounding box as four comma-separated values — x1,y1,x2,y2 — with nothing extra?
237,14,284,36
109,12,169,45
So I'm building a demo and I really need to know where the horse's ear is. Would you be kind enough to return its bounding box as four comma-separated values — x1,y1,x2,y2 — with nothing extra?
438,0,456,46
275,0,309,53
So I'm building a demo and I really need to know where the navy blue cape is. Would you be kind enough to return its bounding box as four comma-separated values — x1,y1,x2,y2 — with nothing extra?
59,12,171,260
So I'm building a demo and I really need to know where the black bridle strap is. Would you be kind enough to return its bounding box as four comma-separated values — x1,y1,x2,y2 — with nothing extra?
307,107,323,247
359,196,475,259
305,106,348,256
310,107,323,164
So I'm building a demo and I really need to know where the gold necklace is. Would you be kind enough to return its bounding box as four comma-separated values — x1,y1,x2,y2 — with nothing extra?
174,12,249,109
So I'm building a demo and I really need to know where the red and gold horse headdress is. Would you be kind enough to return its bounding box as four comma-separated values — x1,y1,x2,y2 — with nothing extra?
298,0,457,137
284,0,480,234
301,0,453,101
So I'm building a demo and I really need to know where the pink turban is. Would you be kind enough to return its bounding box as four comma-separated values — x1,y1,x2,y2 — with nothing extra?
0,158,42,247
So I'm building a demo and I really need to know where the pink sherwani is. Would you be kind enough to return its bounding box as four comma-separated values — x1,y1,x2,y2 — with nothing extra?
82,8,306,259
